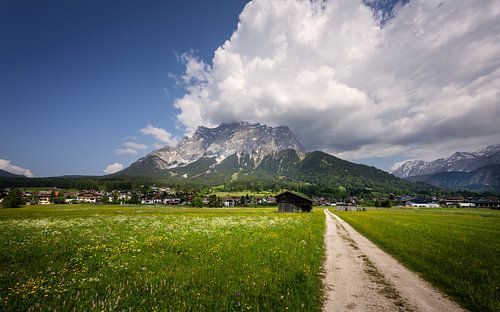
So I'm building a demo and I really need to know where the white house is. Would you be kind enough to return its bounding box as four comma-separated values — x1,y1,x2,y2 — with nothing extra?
77,192,98,203
38,191,52,205
459,202,475,208
141,198,155,205
407,202,440,208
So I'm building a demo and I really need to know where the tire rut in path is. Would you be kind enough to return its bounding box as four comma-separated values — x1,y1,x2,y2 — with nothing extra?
322,209,465,312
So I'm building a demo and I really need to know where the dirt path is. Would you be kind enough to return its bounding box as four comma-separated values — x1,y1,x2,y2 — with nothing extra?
323,209,465,312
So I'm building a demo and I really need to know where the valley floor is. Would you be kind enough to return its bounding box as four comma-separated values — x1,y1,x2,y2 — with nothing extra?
1,205,498,311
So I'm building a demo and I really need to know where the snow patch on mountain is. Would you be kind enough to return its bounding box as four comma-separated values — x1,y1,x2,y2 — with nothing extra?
391,145,500,178
149,122,305,169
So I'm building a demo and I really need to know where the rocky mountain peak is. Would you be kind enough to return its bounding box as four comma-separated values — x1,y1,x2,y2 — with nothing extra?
477,144,500,156
391,144,500,178
148,122,305,169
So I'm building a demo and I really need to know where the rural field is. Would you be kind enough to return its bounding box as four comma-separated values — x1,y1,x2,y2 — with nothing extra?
1,205,499,312
0,205,324,311
333,208,500,312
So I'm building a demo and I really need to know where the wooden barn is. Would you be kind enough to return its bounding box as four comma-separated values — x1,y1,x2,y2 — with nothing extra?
336,202,358,211
276,191,313,212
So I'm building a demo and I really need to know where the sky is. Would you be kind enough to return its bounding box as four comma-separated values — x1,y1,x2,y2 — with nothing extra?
1,0,499,177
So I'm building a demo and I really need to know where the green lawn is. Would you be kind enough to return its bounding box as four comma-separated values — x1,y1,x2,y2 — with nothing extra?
332,207,500,312
0,205,325,311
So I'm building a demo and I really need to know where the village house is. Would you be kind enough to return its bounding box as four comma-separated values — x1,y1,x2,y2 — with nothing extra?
118,191,131,202
223,197,239,207
399,195,417,206
77,192,98,203
276,191,312,212
38,191,52,205
140,198,152,205
257,196,276,205
459,202,475,208
440,196,464,207
406,198,440,208
162,198,181,205
473,198,500,208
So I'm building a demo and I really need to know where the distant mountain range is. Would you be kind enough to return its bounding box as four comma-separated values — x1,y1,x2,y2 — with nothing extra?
391,145,500,192
115,122,433,194
0,169,24,178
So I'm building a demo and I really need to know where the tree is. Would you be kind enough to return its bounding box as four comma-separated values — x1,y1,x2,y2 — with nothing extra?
381,199,392,208
215,196,222,208
208,194,217,207
50,190,56,204
54,191,65,204
129,194,140,205
2,189,24,208
192,197,203,208
112,191,119,204
101,195,110,204
337,186,347,199
240,195,246,206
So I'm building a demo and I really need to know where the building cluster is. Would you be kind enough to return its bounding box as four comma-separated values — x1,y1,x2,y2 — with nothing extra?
310,195,500,209
399,196,500,208
0,187,498,209
0,187,278,207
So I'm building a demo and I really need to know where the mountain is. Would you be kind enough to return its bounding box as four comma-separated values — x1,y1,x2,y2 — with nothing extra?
116,122,434,195
121,122,305,175
392,145,500,178
407,165,500,192
0,169,24,178
392,145,500,192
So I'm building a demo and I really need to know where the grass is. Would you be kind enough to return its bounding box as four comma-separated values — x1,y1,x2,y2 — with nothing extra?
332,207,500,312
0,205,325,311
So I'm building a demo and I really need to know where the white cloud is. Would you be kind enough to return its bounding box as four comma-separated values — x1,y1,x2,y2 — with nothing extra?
173,0,500,162
0,159,33,177
103,163,124,174
153,142,164,149
140,124,178,147
115,141,148,155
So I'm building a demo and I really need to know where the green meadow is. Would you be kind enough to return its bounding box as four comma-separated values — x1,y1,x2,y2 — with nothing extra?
0,205,325,311
333,207,500,312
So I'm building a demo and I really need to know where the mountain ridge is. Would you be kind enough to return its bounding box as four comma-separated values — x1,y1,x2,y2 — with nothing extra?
392,145,500,192
115,122,435,194
391,144,500,178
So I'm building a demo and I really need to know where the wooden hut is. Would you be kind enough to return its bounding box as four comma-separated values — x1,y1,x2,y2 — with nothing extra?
336,202,358,211
276,191,313,212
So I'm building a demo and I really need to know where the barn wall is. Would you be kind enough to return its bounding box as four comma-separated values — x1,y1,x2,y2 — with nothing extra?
278,202,305,212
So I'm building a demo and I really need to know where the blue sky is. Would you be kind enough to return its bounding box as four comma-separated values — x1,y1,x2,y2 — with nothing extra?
0,0,248,176
1,0,499,177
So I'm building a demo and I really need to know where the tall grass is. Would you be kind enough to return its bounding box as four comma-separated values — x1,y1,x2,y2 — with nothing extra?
333,208,500,312
0,205,325,311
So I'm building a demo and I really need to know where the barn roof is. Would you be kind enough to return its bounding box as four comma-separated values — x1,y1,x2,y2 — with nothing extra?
275,190,312,202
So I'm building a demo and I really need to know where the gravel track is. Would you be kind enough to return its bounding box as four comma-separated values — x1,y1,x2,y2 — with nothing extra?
323,209,465,312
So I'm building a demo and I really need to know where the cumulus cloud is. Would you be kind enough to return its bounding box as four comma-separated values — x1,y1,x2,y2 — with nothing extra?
103,162,124,174
173,0,500,162
0,159,33,177
140,124,178,147
114,141,148,155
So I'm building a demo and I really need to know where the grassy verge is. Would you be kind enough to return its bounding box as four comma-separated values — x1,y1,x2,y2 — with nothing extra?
0,205,325,311
332,207,500,312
